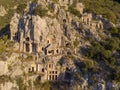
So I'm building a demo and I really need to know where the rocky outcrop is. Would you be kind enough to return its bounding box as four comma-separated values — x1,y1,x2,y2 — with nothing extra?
0,6,6,17
0,61,8,76
10,13,20,40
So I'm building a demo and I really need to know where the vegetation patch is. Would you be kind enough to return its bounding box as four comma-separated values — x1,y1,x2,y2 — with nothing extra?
16,77,27,90
17,3,27,15
68,5,82,18
81,0,120,23
33,5,48,17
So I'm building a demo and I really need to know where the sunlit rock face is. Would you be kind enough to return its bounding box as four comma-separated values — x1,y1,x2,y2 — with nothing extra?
0,6,6,17
0,61,8,76
3,0,120,90
10,11,63,54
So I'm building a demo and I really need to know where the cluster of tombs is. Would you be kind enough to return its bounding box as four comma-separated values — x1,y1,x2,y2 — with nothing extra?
57,0,104,30
81,13,103,30
29,61,60,81
10,0,106,55
9,0,114,82
28,56,73,81
10,15,64,55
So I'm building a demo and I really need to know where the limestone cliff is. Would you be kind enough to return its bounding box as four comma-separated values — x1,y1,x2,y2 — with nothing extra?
0,0,120,90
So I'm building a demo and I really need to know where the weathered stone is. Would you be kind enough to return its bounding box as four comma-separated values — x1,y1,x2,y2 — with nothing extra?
0,82,18,90
0,6,6,17
10,13,20,41
0,61,8,76
76,3,84,14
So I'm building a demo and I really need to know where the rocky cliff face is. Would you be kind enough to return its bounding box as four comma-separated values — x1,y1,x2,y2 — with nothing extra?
0,0,120,90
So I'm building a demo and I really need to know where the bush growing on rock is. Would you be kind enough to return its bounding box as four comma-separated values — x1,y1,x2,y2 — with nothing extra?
68,6,82,18
17,3,27,15
33,5,48,17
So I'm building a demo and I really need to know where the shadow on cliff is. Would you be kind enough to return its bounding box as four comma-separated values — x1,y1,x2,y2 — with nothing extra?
0,24,10,38
114,0,120,3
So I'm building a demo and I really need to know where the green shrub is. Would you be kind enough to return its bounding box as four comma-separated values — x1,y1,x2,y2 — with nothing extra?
108,27,119,35
34,78,51,90
72,0,78,7
86,42,104,59
32,0,38,4
33,5,48,17
110,66,120,82
104,37,120,51
68,6,82,18
16,77,27,90
17,3,27,15
0,10,14,31
101,50,112,59
73,40,79,47
85,39,119,65
24,55,33,62
0,39,7,54
52,0,59,3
